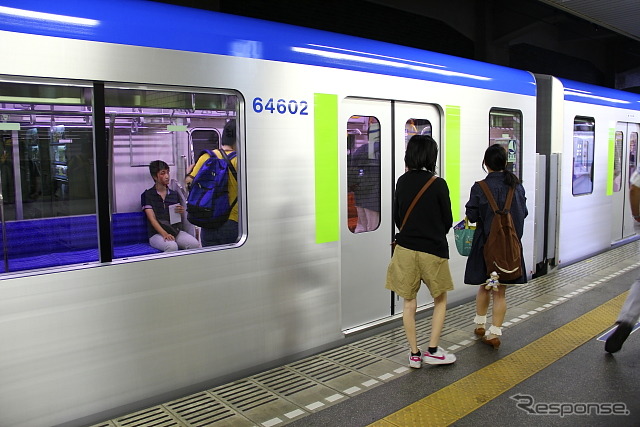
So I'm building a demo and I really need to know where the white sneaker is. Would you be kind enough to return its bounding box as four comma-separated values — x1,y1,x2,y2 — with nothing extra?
409,349,422,369
422,347,456,365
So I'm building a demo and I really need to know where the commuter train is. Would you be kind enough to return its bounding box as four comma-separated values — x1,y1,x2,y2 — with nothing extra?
0,1,639,425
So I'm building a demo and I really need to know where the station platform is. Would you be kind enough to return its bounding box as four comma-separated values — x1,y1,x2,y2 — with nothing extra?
89,241,640,427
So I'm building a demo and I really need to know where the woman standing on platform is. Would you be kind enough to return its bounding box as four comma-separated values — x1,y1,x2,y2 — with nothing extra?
464,144,528,349
385,135,456,368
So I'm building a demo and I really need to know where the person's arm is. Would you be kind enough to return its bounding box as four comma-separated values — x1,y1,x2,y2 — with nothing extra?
144,208,175,241
439,179,453,233
465,183,480,223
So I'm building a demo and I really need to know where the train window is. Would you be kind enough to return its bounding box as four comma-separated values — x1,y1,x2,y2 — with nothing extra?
347,116,380,233
105,86,241,254
572,117,595,196
0,80,98,274
489,109,522,180
405,119,432,145
630,132,638,188
613,131,623,192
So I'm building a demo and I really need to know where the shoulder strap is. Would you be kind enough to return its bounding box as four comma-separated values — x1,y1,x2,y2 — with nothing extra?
477,180,515,213
400,175,437,231
217,148,238,181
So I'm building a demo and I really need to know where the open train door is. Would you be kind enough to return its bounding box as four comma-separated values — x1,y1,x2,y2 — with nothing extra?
611,122,640,243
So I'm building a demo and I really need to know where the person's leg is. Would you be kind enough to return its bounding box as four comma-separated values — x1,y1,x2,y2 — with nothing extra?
474,285,491,335
175,231,201,249
403,298,418,353
617,278,640,325
149,234,178,252
363,208,380,232
428,293,446,348
419,254,456,365
481,285,506,349
606,277,640,353
354,207,367,233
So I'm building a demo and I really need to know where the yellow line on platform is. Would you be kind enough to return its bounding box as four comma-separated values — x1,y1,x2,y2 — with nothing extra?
369,292,627,427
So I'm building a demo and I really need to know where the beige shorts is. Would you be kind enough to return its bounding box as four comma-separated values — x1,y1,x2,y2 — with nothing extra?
385,244,454,300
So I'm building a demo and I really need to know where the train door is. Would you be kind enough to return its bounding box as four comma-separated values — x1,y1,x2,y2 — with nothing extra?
611,122,640,243
392,102,441,313
342,98,392,331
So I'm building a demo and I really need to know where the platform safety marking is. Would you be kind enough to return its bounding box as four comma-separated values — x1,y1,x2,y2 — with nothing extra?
378,373,394,380
285,409,305,419
325,394,344,402
448,344,461,351
306,401,325,410
263,417,282,427
394,367,409,374
344,386,361,394
363,379,379,387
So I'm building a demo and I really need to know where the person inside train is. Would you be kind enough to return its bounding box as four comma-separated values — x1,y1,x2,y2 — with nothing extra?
142,160,200,252
605,168,640,353
464,144,528,349
385,134,456,368
185,119,239,246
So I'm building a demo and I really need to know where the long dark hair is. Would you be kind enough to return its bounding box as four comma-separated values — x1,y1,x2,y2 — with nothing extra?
482,144,519,187
405,134,438,172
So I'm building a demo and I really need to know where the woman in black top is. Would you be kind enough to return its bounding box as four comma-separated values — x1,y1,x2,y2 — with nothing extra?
385,135,456,368
464,144,528,349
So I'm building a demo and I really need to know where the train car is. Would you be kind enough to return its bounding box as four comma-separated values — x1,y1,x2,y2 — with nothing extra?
0,0,542,425
536,75,640,268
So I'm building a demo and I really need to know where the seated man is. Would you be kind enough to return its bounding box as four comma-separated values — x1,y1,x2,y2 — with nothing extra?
142,160,200,252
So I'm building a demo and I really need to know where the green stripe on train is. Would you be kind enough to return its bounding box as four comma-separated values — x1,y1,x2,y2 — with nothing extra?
607,127,615,196
445,105,461,219
314,93,340,243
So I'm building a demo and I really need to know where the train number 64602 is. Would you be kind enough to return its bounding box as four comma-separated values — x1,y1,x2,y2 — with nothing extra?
252,97,308,115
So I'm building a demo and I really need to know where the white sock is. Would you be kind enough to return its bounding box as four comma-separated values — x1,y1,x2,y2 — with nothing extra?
474,314,487,326
487,325,503,336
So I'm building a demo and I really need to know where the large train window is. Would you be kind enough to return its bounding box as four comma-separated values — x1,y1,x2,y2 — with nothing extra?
347,116,380,233
572,117,595,196
613,131,624,192
0,80,98,274
489,109,522,179
105,86,241,253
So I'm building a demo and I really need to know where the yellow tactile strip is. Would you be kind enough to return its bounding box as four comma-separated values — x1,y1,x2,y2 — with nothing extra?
369,291,627,427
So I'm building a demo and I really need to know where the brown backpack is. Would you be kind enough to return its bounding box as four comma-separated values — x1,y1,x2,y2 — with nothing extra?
478,180,522,281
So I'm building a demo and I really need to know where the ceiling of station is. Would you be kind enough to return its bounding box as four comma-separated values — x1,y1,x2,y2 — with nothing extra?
538,0,640,42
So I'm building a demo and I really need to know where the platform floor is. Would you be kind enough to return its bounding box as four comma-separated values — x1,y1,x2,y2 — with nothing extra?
88,241,640,427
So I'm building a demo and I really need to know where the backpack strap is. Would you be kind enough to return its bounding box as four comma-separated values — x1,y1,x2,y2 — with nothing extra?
399,175,437,231
217,148,238,181
477,180,515,213
216,148,238,209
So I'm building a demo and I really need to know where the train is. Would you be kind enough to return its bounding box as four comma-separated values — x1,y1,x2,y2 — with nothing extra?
0,1,639,425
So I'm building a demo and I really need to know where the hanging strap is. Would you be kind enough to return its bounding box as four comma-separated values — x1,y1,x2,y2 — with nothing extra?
477,180,514,213
399,175,437,231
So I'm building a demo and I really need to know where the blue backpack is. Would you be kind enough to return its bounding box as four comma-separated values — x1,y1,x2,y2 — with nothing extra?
187,149,237,228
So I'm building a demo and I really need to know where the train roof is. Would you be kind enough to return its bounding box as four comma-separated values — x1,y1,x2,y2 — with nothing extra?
558,78,640,110
0,0,536,96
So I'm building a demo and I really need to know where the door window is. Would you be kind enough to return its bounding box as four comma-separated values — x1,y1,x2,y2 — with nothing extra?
489,109,522,179
572,117,595,196
347,116,380,233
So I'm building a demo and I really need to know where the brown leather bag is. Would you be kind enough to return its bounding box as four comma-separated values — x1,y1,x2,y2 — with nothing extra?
391,175,437,252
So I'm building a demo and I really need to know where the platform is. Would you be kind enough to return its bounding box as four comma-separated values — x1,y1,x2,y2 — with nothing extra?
86,240,640,427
